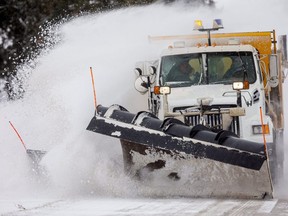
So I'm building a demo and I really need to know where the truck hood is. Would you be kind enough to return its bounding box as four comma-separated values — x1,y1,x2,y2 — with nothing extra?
167,84,237,111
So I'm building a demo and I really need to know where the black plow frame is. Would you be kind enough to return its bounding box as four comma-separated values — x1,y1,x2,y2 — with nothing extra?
87,105,267,171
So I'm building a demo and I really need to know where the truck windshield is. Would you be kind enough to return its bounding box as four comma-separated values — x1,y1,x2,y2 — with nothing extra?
161,52,256,87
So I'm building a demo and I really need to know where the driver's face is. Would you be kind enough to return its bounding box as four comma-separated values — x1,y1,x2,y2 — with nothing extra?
180,62,193,74
233,58,242,67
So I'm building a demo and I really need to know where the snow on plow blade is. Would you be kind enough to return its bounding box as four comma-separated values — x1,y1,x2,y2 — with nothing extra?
87,105,273,199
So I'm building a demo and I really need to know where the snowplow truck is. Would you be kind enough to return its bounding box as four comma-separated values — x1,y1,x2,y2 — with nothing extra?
87,22,287,199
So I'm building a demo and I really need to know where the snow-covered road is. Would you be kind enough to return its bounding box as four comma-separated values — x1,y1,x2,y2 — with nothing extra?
1,1,287,215
1,198,288,216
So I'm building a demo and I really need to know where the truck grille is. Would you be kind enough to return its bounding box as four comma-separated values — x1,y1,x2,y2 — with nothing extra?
184,114,240,136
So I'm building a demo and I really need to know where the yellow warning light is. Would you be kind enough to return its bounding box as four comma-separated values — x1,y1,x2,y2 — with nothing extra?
193,20,203,30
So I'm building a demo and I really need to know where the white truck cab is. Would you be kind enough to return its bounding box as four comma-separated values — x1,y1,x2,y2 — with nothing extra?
137,44,273,144
134,25,286,180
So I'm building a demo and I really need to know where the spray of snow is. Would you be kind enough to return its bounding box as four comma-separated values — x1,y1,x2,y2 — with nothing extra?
0,0,287,199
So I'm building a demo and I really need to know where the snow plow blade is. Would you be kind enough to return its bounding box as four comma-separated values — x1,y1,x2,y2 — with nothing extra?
87,105,273,199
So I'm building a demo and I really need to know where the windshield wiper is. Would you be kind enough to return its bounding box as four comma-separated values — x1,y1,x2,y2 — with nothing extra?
209,80,231,84
166,81,194,87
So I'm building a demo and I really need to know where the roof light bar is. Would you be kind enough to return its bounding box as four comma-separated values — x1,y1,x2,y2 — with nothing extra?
193,20,204,30
193,19,224,46
213,19,223,29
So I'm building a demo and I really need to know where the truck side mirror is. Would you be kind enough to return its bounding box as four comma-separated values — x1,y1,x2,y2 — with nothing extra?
149,66,157,75
134,76,149,94
269,54,279,88
135,68,143,76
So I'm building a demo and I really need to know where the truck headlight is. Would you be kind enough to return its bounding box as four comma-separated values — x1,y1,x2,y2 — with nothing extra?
154,86,171,95
232,81,249,90
252,124,270,135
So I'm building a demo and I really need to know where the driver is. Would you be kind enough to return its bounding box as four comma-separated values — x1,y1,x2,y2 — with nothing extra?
223,57,244,79
167,60,198,82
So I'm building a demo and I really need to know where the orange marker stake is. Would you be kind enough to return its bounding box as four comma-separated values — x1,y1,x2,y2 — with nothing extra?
9,121,27,151
90,67,98,111
259,108,273,192
259,107,268,157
